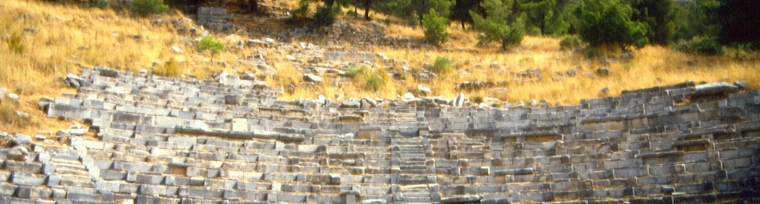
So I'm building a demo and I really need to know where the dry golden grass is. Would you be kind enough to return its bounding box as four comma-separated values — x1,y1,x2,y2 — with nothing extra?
373,36,760,105
0,0,236,134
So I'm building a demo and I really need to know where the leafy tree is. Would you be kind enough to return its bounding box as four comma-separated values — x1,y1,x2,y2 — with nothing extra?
422,9,450,45
672,0,720,41
313,5,338,27
543,0,573,36
516,0,556,35
626,0,674,45
469,0,525,50
572,0,648,50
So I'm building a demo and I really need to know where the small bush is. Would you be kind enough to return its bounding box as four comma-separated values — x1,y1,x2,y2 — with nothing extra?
675,36,723,55
6,33,24,54
313,5,337,27
199,35,224,55
422,9,449,45
345,66,368,77
363,74,385,91
132,0,169,16
154,58,181,77
429,56,454,74
471,96,484,104
0,102,33,128
560,35,582,51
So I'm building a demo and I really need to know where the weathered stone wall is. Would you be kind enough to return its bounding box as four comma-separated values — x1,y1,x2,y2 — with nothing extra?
197,7,233,31
2,67,759,203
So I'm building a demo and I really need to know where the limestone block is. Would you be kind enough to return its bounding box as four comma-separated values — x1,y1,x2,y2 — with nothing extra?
231,118,248,132
11,172,45,186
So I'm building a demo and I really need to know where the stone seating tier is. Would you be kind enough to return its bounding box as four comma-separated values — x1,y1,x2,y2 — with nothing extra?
3,67,758,203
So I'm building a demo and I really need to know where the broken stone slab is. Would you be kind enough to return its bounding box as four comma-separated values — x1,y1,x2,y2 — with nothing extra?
8,146,29,161
404,93,416,100
341,99,361,108
63,74,88,89
6,94,19,104
12,134,31,146
303,74,323,83
452,93,466,107
693,82,739,96
65,123,88,135
417,85,431,95
171,46,184,54
361,97,378,107
38,97,53,110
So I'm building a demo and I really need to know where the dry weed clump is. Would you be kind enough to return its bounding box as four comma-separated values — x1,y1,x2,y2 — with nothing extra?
0,102,35,129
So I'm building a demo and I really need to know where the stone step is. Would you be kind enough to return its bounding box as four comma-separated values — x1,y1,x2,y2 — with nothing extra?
400,194,433,203
60,176,95,188
50,156,81,165
399,155,426,161
54,164,88,175
400,169,428,174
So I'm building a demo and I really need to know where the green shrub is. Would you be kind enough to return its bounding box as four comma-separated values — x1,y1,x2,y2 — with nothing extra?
559,35,582,51
5,33,24,54
345,66,368,77
313,5,337,27
429,56,453,74
132,0,169,16
469,0,525,50
199,35,224,55
154,58,181,77
572,0,648,50
470,96,484,104
363,74,385,91
345,66,387,91
422,9,449,45
675,36,723,55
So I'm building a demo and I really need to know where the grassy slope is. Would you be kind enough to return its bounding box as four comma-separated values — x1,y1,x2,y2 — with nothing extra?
0,0,186,134
0,0,758,135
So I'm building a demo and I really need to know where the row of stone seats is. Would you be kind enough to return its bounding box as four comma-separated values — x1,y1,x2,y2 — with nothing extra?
31,67,760,203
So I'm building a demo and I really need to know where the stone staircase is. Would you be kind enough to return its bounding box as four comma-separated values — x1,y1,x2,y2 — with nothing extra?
0,67,757,203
